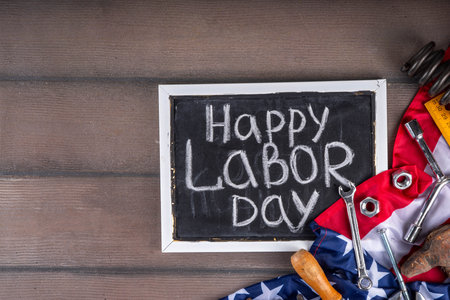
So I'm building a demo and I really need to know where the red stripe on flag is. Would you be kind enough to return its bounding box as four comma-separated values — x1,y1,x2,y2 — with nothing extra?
393,46,450,169
404,268,447,284
315,165,432,239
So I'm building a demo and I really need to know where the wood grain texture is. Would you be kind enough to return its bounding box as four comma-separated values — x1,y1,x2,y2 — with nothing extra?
0,81,417,175
0,272,278,299
386,82,419,155
0,81,157,174
0,176,295,272
0,0,447,298
0,0,448,80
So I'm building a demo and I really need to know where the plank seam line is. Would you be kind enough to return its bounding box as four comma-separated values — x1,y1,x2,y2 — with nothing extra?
0,266,292,276
0,171,159,178
0,76,416,84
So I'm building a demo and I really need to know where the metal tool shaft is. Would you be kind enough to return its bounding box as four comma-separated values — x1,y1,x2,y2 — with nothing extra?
339,182,372,290
405,120,444,180
405,177,450,243
345,198,368,281
403,120,450,243
378,228,410,300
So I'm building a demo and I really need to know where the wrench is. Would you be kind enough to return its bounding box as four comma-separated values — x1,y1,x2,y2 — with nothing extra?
339,182,373,290
403,119,450,243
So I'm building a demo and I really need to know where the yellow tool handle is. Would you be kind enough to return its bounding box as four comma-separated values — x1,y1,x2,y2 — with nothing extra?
291,249,342,300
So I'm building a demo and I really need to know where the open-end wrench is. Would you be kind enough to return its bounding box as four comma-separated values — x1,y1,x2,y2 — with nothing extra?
339,182,373,290
404,119,450,243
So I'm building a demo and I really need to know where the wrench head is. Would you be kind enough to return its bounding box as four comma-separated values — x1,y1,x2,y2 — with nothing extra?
357,275,373,290
338,181,356,199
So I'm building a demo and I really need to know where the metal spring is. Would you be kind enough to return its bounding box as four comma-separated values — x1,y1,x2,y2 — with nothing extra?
401,41,450,106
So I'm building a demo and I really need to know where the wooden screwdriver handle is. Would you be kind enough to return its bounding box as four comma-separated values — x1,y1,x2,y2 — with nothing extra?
291,249,342,300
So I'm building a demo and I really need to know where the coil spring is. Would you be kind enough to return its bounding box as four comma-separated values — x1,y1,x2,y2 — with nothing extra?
401,41,450,106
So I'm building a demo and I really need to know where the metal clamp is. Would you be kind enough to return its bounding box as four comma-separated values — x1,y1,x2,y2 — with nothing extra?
392,169,413,190
360,197,379,218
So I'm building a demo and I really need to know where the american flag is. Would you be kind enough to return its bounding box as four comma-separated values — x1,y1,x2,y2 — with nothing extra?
221,223,449,299
221,223,448,299
222,47,450,300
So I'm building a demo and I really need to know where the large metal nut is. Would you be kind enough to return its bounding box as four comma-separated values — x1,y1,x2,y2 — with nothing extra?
392,169,413,190
360,197,379,218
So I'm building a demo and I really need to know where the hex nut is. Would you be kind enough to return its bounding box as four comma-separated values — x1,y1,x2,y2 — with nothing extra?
392,169,413,190
360,197,379,218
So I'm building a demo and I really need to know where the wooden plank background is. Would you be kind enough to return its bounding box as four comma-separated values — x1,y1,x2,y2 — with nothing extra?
0,1,448,299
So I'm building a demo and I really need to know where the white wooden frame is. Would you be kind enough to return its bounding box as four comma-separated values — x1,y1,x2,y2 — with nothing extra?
159,80,387,253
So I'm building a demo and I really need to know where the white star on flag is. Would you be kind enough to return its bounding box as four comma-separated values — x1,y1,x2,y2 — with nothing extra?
253,282,283,300
366,259,390,299
336,234,353,256
227,288,248,300
418,283,444,299
367,286,388,300
368,259,390,286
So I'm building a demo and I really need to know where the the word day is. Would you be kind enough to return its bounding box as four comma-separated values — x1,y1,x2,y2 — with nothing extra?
184,103,355,233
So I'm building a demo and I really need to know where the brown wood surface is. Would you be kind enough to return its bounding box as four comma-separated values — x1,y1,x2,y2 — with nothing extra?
0,0,449,299
0,272,276,299
0,0,449,81
0,81,157,175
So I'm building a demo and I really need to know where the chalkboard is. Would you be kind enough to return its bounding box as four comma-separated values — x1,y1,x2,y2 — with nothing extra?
159,81,387,252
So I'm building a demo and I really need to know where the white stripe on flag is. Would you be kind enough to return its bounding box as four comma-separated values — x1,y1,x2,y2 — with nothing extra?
423,136,450,177
362,136,449,269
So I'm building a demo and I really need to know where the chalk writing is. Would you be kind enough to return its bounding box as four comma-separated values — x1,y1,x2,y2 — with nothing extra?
172,91,375,240
186,103,353,233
